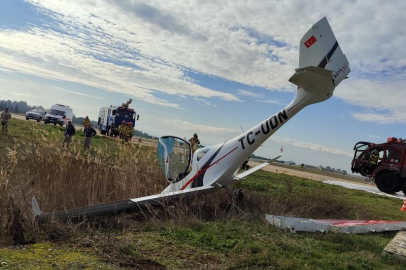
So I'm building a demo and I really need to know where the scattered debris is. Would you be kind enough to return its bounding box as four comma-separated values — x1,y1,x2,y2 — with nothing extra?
265,215,406,234
323,180,406,200
383,231,406,263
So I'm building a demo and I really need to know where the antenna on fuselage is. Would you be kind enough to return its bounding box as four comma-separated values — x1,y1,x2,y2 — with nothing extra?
234,113,245,133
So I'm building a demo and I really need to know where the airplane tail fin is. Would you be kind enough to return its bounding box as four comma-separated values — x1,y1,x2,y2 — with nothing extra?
289,17,350,106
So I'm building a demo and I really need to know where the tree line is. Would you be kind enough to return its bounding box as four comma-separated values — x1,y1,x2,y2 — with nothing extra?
0,100,44,114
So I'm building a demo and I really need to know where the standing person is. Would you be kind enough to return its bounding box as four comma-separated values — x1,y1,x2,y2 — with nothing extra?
82,116,90,131
83,123,96,151
62,121,76,148
1,108,11,135
188,133,200,153
118,120,126,139
127,122,134,141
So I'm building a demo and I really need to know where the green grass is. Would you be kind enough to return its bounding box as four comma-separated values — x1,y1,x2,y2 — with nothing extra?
0,118,126,157
1,119,406,269
0,242,121,270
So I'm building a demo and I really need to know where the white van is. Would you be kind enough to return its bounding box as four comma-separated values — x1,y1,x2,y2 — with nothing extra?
44,104,73,126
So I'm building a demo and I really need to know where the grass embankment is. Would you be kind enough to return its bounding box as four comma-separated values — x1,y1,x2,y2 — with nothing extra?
1,119,406,269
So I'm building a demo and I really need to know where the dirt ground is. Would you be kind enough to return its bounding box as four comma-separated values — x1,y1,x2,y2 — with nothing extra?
249,161,372,187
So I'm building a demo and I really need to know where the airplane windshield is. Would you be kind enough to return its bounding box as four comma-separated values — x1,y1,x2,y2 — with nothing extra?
157,136,191,182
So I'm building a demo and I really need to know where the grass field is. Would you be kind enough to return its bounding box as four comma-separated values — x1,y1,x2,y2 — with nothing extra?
1,118,406,269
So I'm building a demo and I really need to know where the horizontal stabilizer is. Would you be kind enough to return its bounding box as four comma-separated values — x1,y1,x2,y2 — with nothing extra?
235,162,269,180
288,66,333,90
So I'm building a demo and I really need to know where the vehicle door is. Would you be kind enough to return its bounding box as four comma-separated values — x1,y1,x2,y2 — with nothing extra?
351,142,371,175
380,146,403,176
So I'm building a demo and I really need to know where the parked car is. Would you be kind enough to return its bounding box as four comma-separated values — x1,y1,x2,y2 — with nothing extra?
25,109,47,122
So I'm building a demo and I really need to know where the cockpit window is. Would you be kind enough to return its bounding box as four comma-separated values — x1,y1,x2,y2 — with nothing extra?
157,136,191,182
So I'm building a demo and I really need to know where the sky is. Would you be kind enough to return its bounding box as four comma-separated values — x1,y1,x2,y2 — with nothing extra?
1,0,406,174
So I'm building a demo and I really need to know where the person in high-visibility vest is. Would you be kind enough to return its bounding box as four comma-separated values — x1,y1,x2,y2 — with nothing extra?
369,151,380,166
188,133,200,153
127,122,134,141
82,116,90,131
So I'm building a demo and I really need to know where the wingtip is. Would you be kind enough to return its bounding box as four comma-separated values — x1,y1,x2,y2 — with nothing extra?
32,197,42,216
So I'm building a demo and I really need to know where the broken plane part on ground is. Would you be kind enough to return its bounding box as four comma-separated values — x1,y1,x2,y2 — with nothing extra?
32,17,351,221
265,215,406,234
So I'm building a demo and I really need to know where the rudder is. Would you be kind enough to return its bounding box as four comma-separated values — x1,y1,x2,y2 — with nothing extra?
299,17,350,87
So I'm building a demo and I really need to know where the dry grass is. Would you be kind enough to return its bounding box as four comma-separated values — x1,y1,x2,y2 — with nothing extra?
0,124,362,248
0,127,167,246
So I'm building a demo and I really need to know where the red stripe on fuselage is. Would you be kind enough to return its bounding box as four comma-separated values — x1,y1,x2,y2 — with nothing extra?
180,147,238,190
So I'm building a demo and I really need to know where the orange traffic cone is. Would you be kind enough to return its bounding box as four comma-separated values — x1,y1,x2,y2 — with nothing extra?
400,199,406,211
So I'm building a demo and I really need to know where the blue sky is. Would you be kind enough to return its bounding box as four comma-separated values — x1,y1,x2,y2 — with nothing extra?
1,0,406,174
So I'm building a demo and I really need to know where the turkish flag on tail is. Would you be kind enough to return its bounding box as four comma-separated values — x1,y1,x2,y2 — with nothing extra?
304,35,317,48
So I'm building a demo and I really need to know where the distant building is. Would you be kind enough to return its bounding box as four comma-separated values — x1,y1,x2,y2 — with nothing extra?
301,164,318,170
285,160,296,166
319,166,347,175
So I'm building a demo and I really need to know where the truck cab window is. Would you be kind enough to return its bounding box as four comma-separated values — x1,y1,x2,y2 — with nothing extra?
384,147,402,164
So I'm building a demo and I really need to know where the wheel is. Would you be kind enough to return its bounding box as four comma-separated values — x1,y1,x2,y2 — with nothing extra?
54,123,57,126
401,180,406,196
26,117,29,120
375,171,401,194
44,121,48,124
37,117,42,122
59,122,63,126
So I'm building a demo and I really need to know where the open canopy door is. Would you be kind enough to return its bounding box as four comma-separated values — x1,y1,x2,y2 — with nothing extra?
157,136,192,182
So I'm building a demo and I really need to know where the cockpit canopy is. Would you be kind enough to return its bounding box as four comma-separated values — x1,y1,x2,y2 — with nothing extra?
157,136,192,182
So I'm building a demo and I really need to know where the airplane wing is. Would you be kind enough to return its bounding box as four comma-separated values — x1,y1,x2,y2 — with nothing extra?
32,185,218,222
234,153,283,180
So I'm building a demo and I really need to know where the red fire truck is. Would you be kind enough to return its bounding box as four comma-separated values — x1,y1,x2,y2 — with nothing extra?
351,137,406,195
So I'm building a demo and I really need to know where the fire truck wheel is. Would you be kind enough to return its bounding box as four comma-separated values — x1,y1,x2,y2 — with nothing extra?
375,171,401,194
401,180,406,196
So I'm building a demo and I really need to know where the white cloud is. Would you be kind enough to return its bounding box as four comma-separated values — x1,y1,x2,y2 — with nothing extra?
52,87,105,100
0,0,405,119
12,93,35,98
272,136,353,157
336,78,406,125
163,119,239,135
258,99,285,105
237,89,262,98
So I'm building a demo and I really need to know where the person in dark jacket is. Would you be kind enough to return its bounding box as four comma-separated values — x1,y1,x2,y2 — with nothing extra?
84,123,97,151
62,121,76,148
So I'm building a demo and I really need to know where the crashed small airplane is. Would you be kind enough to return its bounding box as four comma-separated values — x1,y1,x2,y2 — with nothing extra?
33,17,351,221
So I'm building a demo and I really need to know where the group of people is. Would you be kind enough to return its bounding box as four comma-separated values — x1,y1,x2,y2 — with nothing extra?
118,121,134,142
2,108,201,154
62,116,96,151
